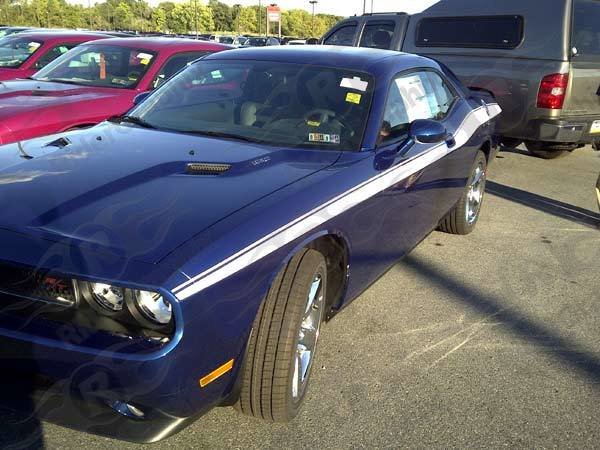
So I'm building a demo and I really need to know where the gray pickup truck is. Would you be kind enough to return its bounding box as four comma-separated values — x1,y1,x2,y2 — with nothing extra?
322,0,600,159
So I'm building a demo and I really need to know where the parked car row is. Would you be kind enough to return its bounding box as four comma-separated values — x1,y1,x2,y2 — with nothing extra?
0,16,503,444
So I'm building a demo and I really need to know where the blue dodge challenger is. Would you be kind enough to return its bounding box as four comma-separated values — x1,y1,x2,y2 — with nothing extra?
0,47,500,441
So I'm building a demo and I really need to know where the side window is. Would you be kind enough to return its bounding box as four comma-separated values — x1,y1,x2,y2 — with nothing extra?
359,21,395,50
323,24,357,46
416,16,523,49
380,71,456,145
425,72,455,118
572,0,600,59
34,44,76,69
152,51,208,89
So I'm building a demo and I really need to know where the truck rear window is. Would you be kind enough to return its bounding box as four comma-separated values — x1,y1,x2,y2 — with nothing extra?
572,0,600,59
416,16,524,49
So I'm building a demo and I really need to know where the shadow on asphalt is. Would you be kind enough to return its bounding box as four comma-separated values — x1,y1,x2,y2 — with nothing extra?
486,181,600,229
498,146,530,157
401,255,600,383
0,407,44,450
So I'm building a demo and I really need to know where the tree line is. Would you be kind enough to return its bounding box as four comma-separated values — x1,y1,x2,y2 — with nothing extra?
0,0,343,37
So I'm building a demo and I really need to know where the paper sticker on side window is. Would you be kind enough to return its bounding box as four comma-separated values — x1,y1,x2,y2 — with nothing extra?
394,75,433,122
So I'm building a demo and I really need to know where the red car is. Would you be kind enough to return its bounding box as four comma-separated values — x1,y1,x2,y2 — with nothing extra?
0,38,230,145
0,31,109,81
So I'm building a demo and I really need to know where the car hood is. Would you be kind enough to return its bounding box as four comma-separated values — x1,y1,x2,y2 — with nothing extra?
0,123,341,265
0,79,125,117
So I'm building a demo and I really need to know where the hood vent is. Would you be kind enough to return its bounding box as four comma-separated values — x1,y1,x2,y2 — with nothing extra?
44,137,71,148
31,90,55,97
186,162,231,175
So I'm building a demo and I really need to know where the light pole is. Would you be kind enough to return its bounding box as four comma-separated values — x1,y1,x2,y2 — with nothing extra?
258,0,262,36
234,4,241,34
363,0,366,14
309,0,317,37
193,0,198,39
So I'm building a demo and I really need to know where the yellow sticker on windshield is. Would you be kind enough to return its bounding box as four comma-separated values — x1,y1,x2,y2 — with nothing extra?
346,92,362,105
307,120,321,127
136,52,153,65
28,42,41,53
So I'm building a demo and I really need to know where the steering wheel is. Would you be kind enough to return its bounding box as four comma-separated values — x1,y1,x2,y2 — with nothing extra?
304,109,337,125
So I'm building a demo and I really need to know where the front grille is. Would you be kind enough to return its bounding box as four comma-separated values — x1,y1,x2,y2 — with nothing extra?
0,263,77,307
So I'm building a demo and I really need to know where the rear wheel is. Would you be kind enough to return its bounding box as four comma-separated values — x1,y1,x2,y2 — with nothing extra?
439,150,487,235
237,249,327,422
524,141,576,159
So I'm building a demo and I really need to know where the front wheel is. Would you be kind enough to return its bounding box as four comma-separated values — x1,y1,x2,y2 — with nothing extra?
439,150,487,235
236,249,327,422
524,141,575,159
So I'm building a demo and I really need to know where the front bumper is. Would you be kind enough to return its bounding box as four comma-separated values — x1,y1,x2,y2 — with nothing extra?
0,289,243,443
0,369,198,443
529,116,600,144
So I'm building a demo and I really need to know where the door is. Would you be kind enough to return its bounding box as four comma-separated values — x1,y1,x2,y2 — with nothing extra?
341,69,472,296
566,0,600,119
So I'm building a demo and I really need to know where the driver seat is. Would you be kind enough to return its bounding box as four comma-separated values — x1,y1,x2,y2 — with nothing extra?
240,102,261,126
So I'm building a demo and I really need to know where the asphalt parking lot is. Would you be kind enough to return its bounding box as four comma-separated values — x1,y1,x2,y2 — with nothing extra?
1,145,599,449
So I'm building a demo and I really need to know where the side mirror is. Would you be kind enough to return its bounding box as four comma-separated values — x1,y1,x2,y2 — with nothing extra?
409,119,448,144
133,91,151,106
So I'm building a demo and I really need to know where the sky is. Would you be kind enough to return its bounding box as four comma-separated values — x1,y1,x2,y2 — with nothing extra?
69,0,440,16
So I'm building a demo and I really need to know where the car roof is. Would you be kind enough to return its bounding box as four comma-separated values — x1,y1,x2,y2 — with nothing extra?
203,45,423,72
6,31,108,42
84,37,232,52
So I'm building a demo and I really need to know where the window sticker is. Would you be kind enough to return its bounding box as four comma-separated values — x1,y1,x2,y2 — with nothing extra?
394,75,433,122
309,133,340,144
28,42,41,53
136,52,153,65
306,120,321,127
210,70,223,79
340,76,368,92
346,92,362,105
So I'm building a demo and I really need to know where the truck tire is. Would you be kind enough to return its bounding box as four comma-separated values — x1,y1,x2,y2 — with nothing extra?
439,150,487,235
524,141,576,159
237,249,327,422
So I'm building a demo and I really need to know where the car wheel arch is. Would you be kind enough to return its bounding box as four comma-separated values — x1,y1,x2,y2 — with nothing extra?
220,231,350,407
265,230,351,322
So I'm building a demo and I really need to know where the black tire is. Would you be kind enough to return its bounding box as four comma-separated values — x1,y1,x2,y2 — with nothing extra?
524,141,575,159
499,137,522,148
439,150,487,235
237,248,327,422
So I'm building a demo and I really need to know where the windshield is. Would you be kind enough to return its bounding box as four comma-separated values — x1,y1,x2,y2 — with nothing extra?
32,44,157,89
130,60,374,151
0,37,43,68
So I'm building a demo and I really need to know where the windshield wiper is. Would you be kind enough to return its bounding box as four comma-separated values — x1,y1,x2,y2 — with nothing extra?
179,130,265,144
109,115,157,129
32,78,84,86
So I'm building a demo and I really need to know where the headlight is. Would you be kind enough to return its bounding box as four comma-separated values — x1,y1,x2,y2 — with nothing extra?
131,290,172,326
81,281,125,313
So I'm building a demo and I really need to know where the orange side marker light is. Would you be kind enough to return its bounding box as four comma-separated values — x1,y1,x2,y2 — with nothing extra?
199,359,234,388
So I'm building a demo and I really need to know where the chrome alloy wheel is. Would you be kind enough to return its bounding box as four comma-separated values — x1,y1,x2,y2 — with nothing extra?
292,274,325,400
466,162,486,224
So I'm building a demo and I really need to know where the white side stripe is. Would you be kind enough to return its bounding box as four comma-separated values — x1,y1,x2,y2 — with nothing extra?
173,104,502,300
